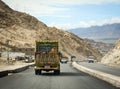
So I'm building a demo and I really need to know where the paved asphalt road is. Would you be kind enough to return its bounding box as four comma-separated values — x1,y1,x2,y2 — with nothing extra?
0,63,119,89
78,62,120,76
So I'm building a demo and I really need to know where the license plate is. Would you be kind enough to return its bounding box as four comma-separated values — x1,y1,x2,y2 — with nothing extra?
45,66,50,69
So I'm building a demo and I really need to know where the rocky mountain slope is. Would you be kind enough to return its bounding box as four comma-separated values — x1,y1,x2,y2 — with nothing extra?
101,39,120,65
84,38,114,54
0,0,102,60
69,23,120,43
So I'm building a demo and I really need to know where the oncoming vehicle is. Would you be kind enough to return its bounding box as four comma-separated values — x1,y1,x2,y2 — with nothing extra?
71,56,76,62
88,56,95,63
60,58,68,63
88,58,94,63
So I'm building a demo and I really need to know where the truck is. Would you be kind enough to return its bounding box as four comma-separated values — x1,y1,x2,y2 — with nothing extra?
34,41,60,75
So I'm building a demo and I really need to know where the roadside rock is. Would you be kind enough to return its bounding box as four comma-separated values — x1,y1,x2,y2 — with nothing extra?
101,39,120,65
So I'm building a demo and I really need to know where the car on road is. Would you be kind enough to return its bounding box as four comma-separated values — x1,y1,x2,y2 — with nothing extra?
60,58,68,63
87,56,95,63
88,58,94,63
71,56,77,62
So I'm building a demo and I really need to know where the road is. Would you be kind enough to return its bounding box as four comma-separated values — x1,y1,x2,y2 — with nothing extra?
0,63,119,89
78,62,120,76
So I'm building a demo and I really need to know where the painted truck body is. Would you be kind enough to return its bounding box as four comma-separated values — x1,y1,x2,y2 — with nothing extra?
34,41,60,75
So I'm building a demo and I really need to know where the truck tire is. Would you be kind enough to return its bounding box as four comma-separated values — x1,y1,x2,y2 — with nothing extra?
38,70,41,75
35,70,41,75
54,70,60,75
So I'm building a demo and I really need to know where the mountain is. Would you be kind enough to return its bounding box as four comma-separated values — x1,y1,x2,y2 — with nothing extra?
69,23,120,43
0,0,102,60
84,38,114,54
101,39,120,66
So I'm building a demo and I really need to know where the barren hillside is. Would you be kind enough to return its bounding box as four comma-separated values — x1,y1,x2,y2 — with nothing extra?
84,38,114,54
101,39,120,65
0,0,102,60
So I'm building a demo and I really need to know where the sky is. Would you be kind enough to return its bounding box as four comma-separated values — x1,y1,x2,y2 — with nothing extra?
3,0,120,30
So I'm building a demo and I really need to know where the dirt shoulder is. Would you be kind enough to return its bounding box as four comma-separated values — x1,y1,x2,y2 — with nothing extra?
0,61,34,72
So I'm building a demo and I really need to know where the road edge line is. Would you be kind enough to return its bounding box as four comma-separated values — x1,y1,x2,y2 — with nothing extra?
72,62,120,88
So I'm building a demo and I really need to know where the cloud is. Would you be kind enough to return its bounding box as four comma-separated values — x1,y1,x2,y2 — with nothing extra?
103,18,120,24
3,0,120,30
3,0,120,17
48,18,120,30
42,0,120,5
3,0,70,17
25,6,69,17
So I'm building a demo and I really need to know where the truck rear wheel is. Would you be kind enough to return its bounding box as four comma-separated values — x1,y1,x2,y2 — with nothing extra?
35,69,38,75
54,70,60,75
39,70,41,75
35,70,41,75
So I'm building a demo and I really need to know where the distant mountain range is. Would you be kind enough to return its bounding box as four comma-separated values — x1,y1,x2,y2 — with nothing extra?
69,23,120,43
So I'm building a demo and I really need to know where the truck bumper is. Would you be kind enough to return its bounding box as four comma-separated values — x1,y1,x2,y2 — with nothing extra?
34,66,59,71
